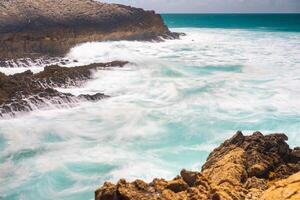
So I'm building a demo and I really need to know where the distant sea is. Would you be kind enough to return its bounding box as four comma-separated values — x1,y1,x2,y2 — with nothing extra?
0,14,300,200
162,13,300,32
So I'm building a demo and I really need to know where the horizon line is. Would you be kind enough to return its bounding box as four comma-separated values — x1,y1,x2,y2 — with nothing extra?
158,12,300,14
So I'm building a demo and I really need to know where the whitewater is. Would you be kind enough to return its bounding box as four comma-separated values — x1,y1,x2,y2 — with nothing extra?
1,27,300,199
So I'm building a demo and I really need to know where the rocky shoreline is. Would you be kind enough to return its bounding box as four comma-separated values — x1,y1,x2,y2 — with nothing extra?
0,0,179,61
0,0,181,117
0,61,128,118
95,132,300,200
0,0,182,117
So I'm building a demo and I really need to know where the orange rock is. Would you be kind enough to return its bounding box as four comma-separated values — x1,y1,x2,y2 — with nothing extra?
261,172,300,200
95,132,300,200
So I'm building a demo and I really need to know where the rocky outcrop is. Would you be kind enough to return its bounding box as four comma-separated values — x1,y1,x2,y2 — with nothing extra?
0,61,128,117
0,0,179,61
202,131,300,199
95,132,300,200
34,61,127,88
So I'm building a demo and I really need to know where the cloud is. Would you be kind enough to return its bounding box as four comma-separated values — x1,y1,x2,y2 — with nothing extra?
99,0,300,13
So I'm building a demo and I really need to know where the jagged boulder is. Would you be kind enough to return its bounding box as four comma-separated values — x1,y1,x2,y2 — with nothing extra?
201,131,300,199
95,170,217,200
95,132,300,200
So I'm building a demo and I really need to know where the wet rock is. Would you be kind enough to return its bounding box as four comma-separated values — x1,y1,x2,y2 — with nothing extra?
78,93,108,102
0,57,71,68
0,0,180,61
35,61,128,88
0,61,127,117
95,132,300,200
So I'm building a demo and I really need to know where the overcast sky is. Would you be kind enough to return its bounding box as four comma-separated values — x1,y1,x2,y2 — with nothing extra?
100,0,300,13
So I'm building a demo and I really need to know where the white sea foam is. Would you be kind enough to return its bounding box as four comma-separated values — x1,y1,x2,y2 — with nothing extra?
0,28,300,199
0,67,44,75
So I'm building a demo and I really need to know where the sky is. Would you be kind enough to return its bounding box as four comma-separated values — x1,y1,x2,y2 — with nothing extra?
100,0,300,13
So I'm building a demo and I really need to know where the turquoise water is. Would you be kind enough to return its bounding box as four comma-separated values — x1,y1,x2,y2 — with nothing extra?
162,14,300,32
1,14,300,200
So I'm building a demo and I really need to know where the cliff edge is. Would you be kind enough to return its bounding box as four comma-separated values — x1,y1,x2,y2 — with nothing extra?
0,0,178,60
95,132,300,200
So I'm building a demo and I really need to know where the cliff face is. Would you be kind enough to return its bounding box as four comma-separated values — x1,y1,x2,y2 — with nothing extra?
95,132,300,200
0,0,178,60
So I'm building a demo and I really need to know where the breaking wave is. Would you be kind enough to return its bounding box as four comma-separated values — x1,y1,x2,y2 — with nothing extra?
0,28,300,199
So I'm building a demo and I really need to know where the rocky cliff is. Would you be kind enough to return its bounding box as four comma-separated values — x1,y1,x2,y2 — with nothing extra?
95,132,300,200
0,0,178,61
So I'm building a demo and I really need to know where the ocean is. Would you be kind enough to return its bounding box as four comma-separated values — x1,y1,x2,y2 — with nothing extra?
0,14,300,199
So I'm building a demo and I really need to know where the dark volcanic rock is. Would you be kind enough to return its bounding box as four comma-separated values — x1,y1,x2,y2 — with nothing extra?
0,0,179,61
35,61,128,88
0,61,127,117
95,132,300,200
0,57,75,68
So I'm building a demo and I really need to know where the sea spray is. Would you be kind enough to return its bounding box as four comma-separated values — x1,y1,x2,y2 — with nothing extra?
1,25,300,199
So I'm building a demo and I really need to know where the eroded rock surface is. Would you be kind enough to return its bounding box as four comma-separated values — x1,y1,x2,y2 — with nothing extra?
202,131,300,199
261,172,300,200
0,61,128,117
0,0,179,60
95,132,300,200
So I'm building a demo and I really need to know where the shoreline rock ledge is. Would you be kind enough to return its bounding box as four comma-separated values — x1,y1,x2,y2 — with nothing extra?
0,61,128,118
0,0,179,61
95,131,300,200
